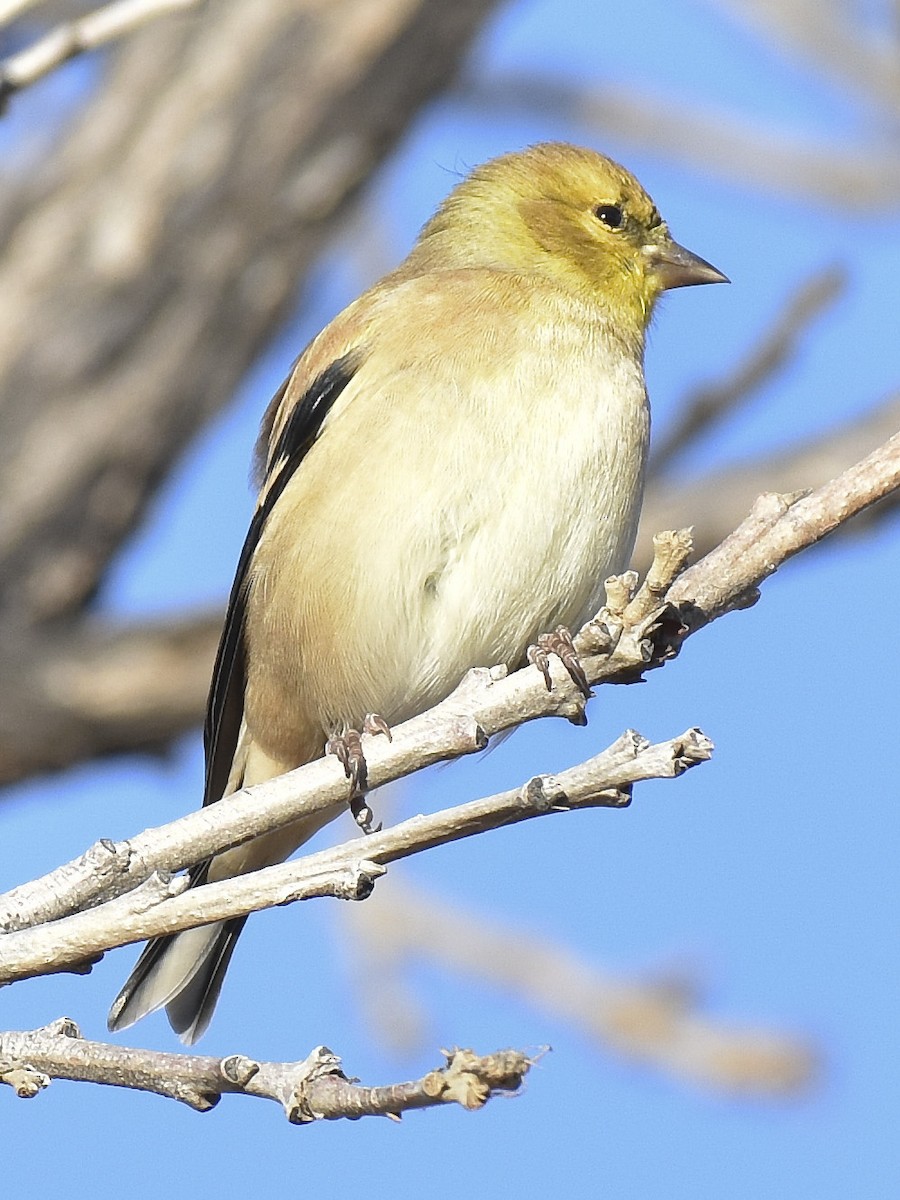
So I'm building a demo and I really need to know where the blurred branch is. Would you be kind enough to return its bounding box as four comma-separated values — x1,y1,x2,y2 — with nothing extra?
0,1018,531,1118
0,0,500,625
716,0,900,114
636,393,900,568
459,74,900,207
0,609,220,785
650,266,847,473
0,0,44,25
343,879,815,1096
0,0,202,110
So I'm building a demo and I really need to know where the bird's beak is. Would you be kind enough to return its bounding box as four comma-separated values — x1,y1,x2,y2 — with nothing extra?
644,238,729,290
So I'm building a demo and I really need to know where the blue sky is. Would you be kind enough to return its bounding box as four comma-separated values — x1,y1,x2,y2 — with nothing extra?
2,2,898,1196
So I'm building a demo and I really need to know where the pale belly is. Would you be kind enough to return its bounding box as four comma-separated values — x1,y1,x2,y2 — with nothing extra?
245,297,650,758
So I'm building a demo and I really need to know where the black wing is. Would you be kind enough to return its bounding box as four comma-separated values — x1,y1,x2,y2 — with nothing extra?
201,351,363,810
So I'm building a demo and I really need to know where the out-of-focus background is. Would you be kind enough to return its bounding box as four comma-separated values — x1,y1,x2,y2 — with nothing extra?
1,1,898,1195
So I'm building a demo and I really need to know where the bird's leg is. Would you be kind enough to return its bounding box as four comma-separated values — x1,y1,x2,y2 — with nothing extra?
527,624,592,700
326,713,392,832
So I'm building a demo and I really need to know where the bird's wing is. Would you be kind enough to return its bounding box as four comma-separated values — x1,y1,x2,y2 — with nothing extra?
201,349,363,810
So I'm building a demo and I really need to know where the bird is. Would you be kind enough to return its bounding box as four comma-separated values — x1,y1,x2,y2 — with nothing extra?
108,142,727,1043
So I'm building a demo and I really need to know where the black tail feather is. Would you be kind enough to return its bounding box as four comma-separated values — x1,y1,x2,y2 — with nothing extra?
166,917,248,1044
108,917,248,1042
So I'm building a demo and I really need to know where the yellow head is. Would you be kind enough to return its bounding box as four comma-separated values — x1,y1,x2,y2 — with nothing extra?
405,142,727,329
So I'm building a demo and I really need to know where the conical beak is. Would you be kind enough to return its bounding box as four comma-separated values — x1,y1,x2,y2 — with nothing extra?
644,238,729,290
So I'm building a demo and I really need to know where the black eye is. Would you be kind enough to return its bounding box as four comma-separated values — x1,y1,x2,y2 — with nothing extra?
594,203,624,229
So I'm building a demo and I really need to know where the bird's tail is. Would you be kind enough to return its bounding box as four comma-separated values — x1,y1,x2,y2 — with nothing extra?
106,805,341,1043
107,916,248,1044
108,730,339,1042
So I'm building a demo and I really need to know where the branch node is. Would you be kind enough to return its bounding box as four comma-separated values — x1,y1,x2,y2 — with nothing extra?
39,1017,81,1039
574,616,617,656
221,1054,260,1086
342,860,386,901
622,728,651,757
520,775,561,814
434,1047,530,1108
84,836,133,878
610,784,633,808
731,587,762,612
455,715,489,751
624,528,694,623
284,1045,347,1123
604,570,639,615
0,1063,50,1098
672,728,715,773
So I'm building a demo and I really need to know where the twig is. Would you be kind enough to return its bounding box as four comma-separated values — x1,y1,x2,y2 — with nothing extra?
0,0,203,111
0,729,712,981
651,267,847,472
669,429,900,622
0,1017,531,1118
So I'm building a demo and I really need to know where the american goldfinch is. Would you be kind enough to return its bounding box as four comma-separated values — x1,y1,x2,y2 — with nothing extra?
108,142,726,1042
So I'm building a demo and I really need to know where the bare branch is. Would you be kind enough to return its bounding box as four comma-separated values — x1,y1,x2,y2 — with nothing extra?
0,0,202,110
2,426,897,1034
669,429,900,621
0,1018,531,1118
651,267,848,472
344,880,816,1096
0,567,696,935
0,729,712,979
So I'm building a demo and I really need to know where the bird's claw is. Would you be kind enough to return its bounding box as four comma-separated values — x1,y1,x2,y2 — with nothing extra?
326,729,358,784
527,625,591,699
350,793,382,835
327,713,391,831
363,712,392,741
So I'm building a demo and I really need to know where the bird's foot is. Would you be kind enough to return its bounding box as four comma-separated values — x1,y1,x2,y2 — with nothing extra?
527,624,592,700
326,713,392,832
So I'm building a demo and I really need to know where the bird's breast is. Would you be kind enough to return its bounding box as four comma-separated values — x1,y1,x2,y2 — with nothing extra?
246,288,649,752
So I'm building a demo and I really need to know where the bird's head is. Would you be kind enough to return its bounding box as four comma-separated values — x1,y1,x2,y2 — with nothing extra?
409,142,727,331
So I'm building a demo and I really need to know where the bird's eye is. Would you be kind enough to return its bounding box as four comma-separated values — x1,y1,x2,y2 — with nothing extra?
594,203,624,230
